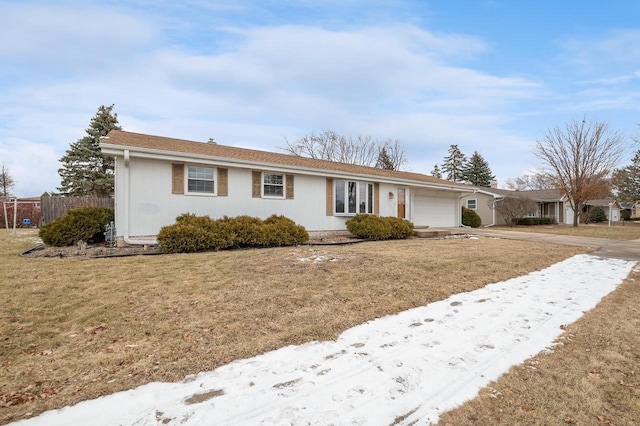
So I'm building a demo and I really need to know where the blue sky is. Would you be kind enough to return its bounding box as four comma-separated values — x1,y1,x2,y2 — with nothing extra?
1,0,639,197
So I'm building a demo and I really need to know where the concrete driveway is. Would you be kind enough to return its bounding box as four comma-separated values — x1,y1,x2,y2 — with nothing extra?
442,227,640,261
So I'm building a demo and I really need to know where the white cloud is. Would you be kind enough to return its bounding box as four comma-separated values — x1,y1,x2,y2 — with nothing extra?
0,3,156,73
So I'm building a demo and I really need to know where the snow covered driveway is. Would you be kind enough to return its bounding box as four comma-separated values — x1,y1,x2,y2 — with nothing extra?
13,254,637,426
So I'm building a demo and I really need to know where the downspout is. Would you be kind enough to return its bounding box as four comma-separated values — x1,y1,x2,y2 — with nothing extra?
123,149,158,245
457,189,477,228
485,196,504,227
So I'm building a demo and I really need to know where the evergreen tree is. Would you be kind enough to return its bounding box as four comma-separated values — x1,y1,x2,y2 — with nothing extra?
431,164,442,178
442,144,466,182
58,105,121,196
375,147,395,170
612,150,640,202
462,151,495,187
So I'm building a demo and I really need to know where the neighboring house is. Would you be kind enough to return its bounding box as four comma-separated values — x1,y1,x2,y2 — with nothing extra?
100,130,476,244
579,199,621,222
460,188,503,227
473,186,622,226
619,202,637,219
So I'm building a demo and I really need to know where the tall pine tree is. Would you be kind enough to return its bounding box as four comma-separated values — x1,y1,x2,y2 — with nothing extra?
58,105,121,196
442,144,466,182
462,151,495,187
431,164,442,178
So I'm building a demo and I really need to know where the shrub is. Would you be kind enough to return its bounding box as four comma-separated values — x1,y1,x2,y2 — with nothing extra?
39,207,114,246
346,214,414,240
346,214,391,240
514,217,553,226
462,207,482,228
589,206,607,223
621,210,631,221
158,214,307,253
222,215,268,247
157,223,216,253
263,215,309,246
386,217,414,239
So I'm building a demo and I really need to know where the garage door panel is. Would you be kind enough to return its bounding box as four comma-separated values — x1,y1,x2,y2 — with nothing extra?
412,195,457,227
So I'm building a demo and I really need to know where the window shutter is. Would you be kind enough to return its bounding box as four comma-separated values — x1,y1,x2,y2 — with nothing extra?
218,168,228,196
172,163,184,194
252,171,261,198
286,174,294,199
374,183,380,216
326,178,333,216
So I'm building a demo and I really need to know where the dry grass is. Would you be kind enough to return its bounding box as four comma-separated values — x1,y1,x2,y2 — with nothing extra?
494,222,640,240
0,230,586,424
437,266,640,426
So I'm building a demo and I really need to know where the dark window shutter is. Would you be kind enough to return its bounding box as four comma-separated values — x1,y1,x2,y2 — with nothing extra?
286,174,294,199
218,168,228,196
374,183,380,216
252,171,261,198
326,178,333,216
172,163,184,194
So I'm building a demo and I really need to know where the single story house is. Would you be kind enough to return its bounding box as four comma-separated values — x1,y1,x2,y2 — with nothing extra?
579,199,621,223
460,188,504,227
100,130,476,245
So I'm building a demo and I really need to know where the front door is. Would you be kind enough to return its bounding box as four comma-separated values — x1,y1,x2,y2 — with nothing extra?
397,188,406,219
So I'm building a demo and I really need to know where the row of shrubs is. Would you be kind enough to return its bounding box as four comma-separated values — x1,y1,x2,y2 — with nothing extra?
157,214,309,253
39,207,114,246
345,214,414,240
513,217,553,226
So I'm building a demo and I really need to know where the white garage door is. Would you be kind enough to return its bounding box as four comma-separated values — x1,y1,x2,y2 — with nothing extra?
412,195,457,227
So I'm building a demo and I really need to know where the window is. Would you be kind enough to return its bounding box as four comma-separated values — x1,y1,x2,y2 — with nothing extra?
335,180,373,214
187,165,215,194
466,199,477,210
263,173,284,197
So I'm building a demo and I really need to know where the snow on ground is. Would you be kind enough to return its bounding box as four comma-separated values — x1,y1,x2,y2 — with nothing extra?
13,254,637,426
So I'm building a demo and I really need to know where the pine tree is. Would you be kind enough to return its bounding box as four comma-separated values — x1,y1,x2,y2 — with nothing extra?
375,147,395,170
612,150,640,202
431,164,442,178
58,105,121,196
462,151,495,187
442,144,466,182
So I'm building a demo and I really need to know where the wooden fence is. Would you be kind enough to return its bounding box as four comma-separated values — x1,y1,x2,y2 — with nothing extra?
41,194,114,225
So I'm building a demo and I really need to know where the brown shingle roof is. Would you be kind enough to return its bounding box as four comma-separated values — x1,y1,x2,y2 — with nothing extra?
102,130,466,188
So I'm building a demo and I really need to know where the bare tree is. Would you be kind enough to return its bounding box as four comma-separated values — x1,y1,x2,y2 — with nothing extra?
283,130,407,170
505,172,554,191
534,118,624,227
493,196,538,226
0,162,15,198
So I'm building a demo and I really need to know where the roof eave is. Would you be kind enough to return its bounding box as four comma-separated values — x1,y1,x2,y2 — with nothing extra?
101,143,473,193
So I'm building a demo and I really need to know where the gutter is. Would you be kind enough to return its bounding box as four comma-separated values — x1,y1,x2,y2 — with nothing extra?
122,149,158,246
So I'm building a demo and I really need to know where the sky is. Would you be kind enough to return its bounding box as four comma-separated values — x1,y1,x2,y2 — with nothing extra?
12,253,636,425
1,0,640,197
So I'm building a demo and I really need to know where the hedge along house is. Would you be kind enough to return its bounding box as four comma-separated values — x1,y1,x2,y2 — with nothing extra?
100,130,475,245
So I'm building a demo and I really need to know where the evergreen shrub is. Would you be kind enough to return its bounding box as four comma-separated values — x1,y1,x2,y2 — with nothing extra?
514,217,553,226
386,217,414,239
346,214,414,240
158,214,308,253
589,206,607,223
39,207,114,247
462,207,482,228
